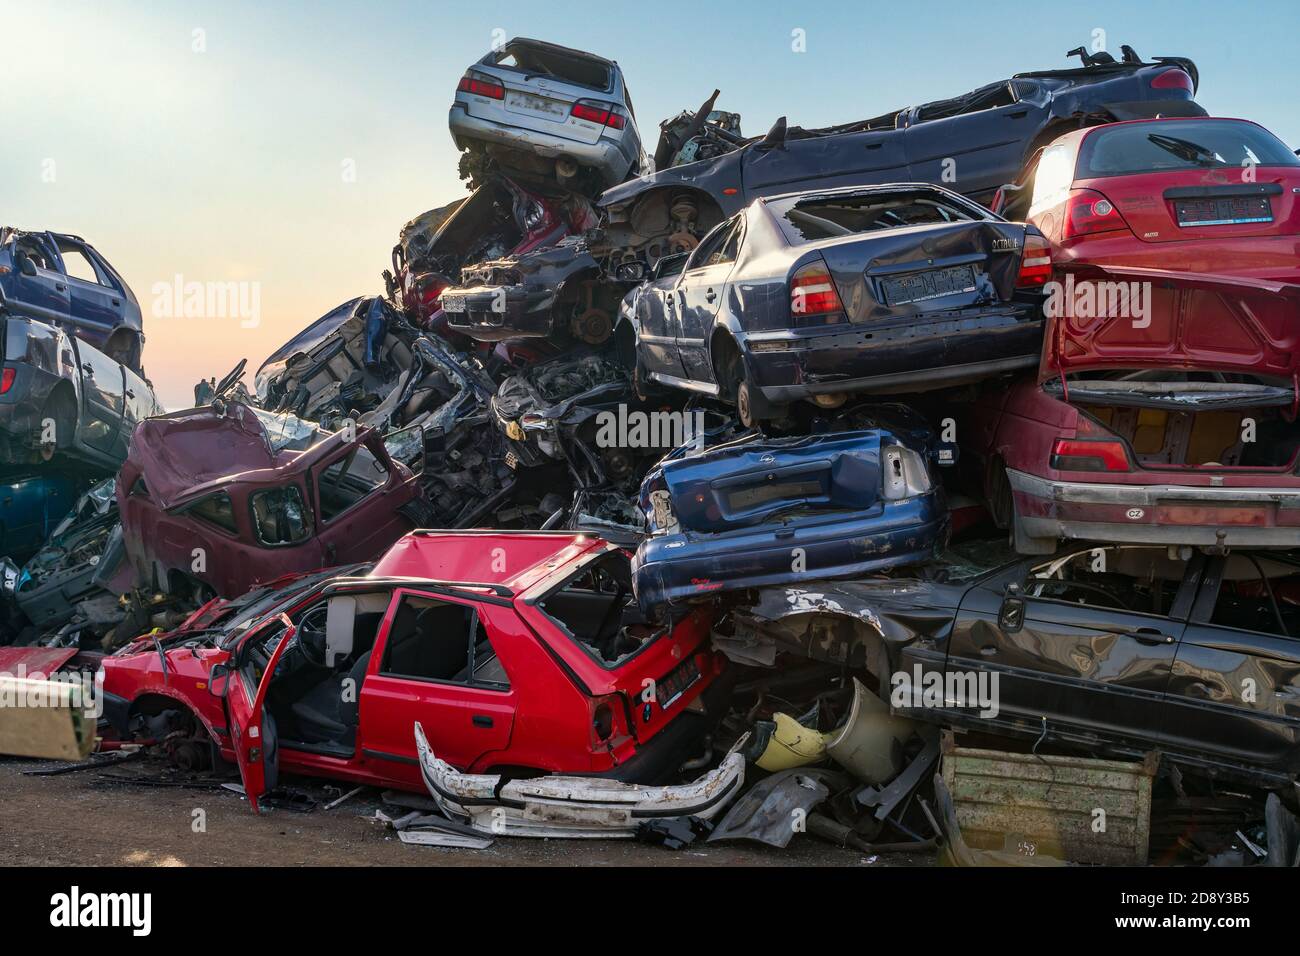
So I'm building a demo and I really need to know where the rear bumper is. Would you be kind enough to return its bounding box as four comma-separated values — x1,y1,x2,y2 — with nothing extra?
442,285,557,341
740,306,1041,402
1009,468,1300,546
448,104,631,183
633,494,949,619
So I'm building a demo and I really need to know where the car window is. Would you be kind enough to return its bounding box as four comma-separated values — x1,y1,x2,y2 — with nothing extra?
1077,120,1300,178
380,595,508,687
187,492,238,534
251,485,312,546
770,191,979,244
56,242,105,285
491,42,612,93
1030,142,1074,209
685,219,737,270
1208,553,1300,639
317,446,389,522
14,236,56,271
1025,546,1190,616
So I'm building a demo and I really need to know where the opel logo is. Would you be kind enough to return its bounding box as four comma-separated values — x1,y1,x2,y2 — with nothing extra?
759,454,776,464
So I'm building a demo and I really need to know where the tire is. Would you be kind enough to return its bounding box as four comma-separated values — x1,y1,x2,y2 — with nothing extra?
714,335,782,427
737,377,778,429
38,390,76,462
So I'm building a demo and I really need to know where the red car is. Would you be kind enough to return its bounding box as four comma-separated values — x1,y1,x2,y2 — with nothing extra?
93,531,728,812
961,264,1300,553
997,117,1300,283
118,403,426,602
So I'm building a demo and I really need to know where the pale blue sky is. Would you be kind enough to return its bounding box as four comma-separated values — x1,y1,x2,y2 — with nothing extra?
3,0,1295,408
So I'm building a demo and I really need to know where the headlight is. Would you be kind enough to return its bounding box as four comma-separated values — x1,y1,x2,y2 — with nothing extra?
881,445,932,500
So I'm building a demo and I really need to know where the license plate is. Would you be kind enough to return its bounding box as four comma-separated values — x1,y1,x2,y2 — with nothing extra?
1175,196,1273,227
880,264,977,306
440,294,466,313
656,656,701,709
506,91,567,118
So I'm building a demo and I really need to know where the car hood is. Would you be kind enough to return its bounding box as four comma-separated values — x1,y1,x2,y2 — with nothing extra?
1041,263,1300,381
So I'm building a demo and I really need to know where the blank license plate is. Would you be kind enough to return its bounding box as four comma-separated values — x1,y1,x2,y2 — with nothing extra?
507,92,567,118
880,264,977,306
1175,196,1273,226
656,657,701,709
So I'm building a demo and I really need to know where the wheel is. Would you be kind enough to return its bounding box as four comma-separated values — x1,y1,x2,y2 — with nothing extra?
104,331,141,370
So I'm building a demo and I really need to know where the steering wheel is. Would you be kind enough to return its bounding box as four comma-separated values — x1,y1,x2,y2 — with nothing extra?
1038,579,1134,612
294,605,330,668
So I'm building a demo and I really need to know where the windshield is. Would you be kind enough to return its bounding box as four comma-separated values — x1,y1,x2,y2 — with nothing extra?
1078,120,1300,178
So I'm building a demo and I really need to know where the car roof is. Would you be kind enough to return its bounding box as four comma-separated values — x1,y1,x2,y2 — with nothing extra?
369,530,610,595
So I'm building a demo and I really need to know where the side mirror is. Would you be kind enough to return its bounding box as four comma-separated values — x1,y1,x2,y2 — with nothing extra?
999,582,1025,633
615,261,647,282
208,662,232,698
18,255,37,277
755,116,788,152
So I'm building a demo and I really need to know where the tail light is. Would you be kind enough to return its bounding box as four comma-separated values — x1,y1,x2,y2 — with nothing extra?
1051,439,1132,472
1150,69,1194,92
789,258,844,324
1062,188,1130,240
0,368,13,394
457,71,504,100
589,694,628,748
882,445,933,499
571,100,627,130
1016,233,1053,287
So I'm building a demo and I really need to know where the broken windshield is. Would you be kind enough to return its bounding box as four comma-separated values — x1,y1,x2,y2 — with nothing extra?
771,192,979,244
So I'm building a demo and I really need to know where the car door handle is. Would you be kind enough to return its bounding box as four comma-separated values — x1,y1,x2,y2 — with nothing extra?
471,715,494,728
81,363,94,376
1128,628,1174,646
1006,110,1029,119
125,389,135,399
111,299,121,307
666,296,675,309
55,283,67,292
705,288,716,303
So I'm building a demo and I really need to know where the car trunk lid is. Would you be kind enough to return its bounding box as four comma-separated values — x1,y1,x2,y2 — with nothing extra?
661,431,883,534
817,220,1030,323
1041,264,1300,382
465,66,608,147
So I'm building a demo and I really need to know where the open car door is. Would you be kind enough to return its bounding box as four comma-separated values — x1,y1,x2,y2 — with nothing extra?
220,613,296,814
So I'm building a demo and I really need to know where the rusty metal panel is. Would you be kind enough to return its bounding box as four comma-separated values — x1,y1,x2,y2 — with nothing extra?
941,735,1155,865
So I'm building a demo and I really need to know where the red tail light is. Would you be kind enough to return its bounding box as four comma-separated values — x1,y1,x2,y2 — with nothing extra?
0,368,13,394
457,71,504,100
570,100,626,130
1016,234,1053,287
1150,69,1193,92
1051,439,1132,472
789,258,844,322
1062,188,1130,240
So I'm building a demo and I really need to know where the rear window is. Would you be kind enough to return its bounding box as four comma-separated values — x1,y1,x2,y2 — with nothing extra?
770,191,980,245
1077,120,1300,178
490,41,612,93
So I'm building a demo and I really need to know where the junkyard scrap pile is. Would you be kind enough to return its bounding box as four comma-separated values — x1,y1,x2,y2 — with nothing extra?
3,37,1299,867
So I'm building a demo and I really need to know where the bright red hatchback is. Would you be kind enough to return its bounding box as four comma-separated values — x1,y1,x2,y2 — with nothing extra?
999,117,1300,283
92,530,729,812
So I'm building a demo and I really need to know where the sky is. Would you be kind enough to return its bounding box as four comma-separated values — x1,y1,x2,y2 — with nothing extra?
4,0,1297,410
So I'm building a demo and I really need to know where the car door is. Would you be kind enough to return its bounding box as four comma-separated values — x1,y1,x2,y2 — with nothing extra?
634,253,689,380
676,217,741,385
53,236,124,347
4,232,70,325
1164,552,1300,774
70,338,127,456
945,544,1197,745
903,84,1046,201
220,613,296,813
312,434,407,565
741,126,910,198
357,589,516,771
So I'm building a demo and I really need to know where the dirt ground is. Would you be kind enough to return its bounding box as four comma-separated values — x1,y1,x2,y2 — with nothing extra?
0,755,924,867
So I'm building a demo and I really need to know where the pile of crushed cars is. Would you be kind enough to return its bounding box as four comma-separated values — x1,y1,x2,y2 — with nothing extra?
4,37,1300,866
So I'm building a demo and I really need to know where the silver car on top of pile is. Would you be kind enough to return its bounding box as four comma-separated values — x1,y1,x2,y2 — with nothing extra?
449,37,649,191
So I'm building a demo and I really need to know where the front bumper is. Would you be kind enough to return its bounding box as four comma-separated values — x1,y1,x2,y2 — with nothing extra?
448,104,632,185
633,494,950,620
442,284,556,341
740,306,1041,402
1009,468,1300,547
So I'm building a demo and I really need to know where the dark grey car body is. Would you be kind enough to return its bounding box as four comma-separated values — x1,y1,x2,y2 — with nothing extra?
0,313,161,472
597,53,1203,263
617,184,1043,418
